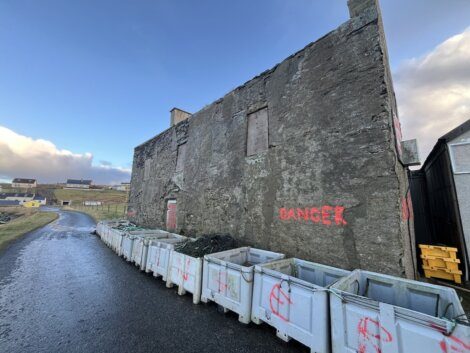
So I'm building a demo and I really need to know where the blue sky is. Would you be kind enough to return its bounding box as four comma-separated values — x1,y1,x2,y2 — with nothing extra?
0,0,469,183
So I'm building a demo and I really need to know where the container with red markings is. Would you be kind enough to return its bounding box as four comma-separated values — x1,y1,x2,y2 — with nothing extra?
134,232,187,272
146,234,187,280
251,258,350,353
330,269,470,353
201,247,285,324
130,230,176,269
166,241,204,305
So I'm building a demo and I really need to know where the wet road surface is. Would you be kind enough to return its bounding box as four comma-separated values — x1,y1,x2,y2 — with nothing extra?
0,210,308,353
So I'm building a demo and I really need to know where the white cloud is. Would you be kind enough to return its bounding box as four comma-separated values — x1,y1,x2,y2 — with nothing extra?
0,126,131,184
395,27,470,163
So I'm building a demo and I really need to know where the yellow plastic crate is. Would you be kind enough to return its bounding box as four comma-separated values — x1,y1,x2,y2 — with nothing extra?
419,244,458,259
420,255,461,272
422,265,462,284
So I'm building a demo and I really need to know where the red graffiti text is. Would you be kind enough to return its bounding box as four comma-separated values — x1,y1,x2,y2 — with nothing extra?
279,206,347,226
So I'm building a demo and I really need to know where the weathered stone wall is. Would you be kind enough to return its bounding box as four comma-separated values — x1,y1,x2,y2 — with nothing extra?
129,0,416,278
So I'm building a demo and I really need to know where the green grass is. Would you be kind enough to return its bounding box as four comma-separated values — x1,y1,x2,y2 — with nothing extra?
67,203,127,221
54,188,127,205
0,211,58,249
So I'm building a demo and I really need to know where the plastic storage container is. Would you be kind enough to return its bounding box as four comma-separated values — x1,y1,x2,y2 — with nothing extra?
251,258,350,353
146,235,187,279
201,247,285,323
121,234,138,261
130,231,170,266
133,232,186,271
111,228,124,254
329,269,470,353
167,250,204,304
96,221,104,237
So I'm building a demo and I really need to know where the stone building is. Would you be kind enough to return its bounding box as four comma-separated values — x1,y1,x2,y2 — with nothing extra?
129,0,417,278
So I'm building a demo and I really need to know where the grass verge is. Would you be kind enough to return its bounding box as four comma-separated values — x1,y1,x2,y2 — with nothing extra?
65,203,127,222
54,188,127,204
0,211,58,250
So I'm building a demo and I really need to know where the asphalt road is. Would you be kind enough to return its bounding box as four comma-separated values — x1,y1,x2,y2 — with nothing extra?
0,210,308,353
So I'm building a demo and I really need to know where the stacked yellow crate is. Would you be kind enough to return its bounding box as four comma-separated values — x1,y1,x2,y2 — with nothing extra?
419,244,462,284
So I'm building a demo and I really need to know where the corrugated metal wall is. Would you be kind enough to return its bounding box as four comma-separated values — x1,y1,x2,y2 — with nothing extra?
410,143,467,276
409,170,432,272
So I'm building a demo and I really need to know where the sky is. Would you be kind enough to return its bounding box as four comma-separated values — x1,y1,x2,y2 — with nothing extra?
0,0,469,184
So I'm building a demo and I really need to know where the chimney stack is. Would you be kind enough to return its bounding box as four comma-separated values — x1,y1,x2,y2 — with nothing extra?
170,108,192,127
347,0,378,18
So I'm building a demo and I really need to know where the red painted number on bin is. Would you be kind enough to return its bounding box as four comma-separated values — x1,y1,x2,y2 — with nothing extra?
357,317,392,353
269,283,293,322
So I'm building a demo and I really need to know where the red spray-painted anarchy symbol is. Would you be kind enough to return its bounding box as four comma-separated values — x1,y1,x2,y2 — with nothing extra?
357,317,392,353
269,283,293,322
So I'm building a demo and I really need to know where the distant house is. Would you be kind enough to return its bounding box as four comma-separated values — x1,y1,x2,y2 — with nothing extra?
0,200,20,207
83,201,102,206
33,195,47,205
0,193,35,204
112,182,130,192
12,178,37,189
66,179,92,189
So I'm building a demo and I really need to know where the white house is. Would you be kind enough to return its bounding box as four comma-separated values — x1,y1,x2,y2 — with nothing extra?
111,182,130,192
0,193,35,204
33,195,47,205
66,179,92,189
12,178,37,189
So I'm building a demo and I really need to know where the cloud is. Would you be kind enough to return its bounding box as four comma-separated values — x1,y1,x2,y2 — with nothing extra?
395,28,470,163
0,126,131,185
99,160,112,166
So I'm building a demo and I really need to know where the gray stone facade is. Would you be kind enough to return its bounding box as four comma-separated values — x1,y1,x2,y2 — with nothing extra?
129,0,416,278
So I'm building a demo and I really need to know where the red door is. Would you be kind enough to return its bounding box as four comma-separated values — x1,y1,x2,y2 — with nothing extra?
166,200,177,230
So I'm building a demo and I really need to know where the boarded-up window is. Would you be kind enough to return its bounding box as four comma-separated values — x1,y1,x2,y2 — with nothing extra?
144,159,151,181
166,200,177,230
176,143,187,172
450,142,470,174
247,107,268,156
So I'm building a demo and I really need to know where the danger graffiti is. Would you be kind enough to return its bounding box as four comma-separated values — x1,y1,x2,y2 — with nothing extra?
279,206,347,226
